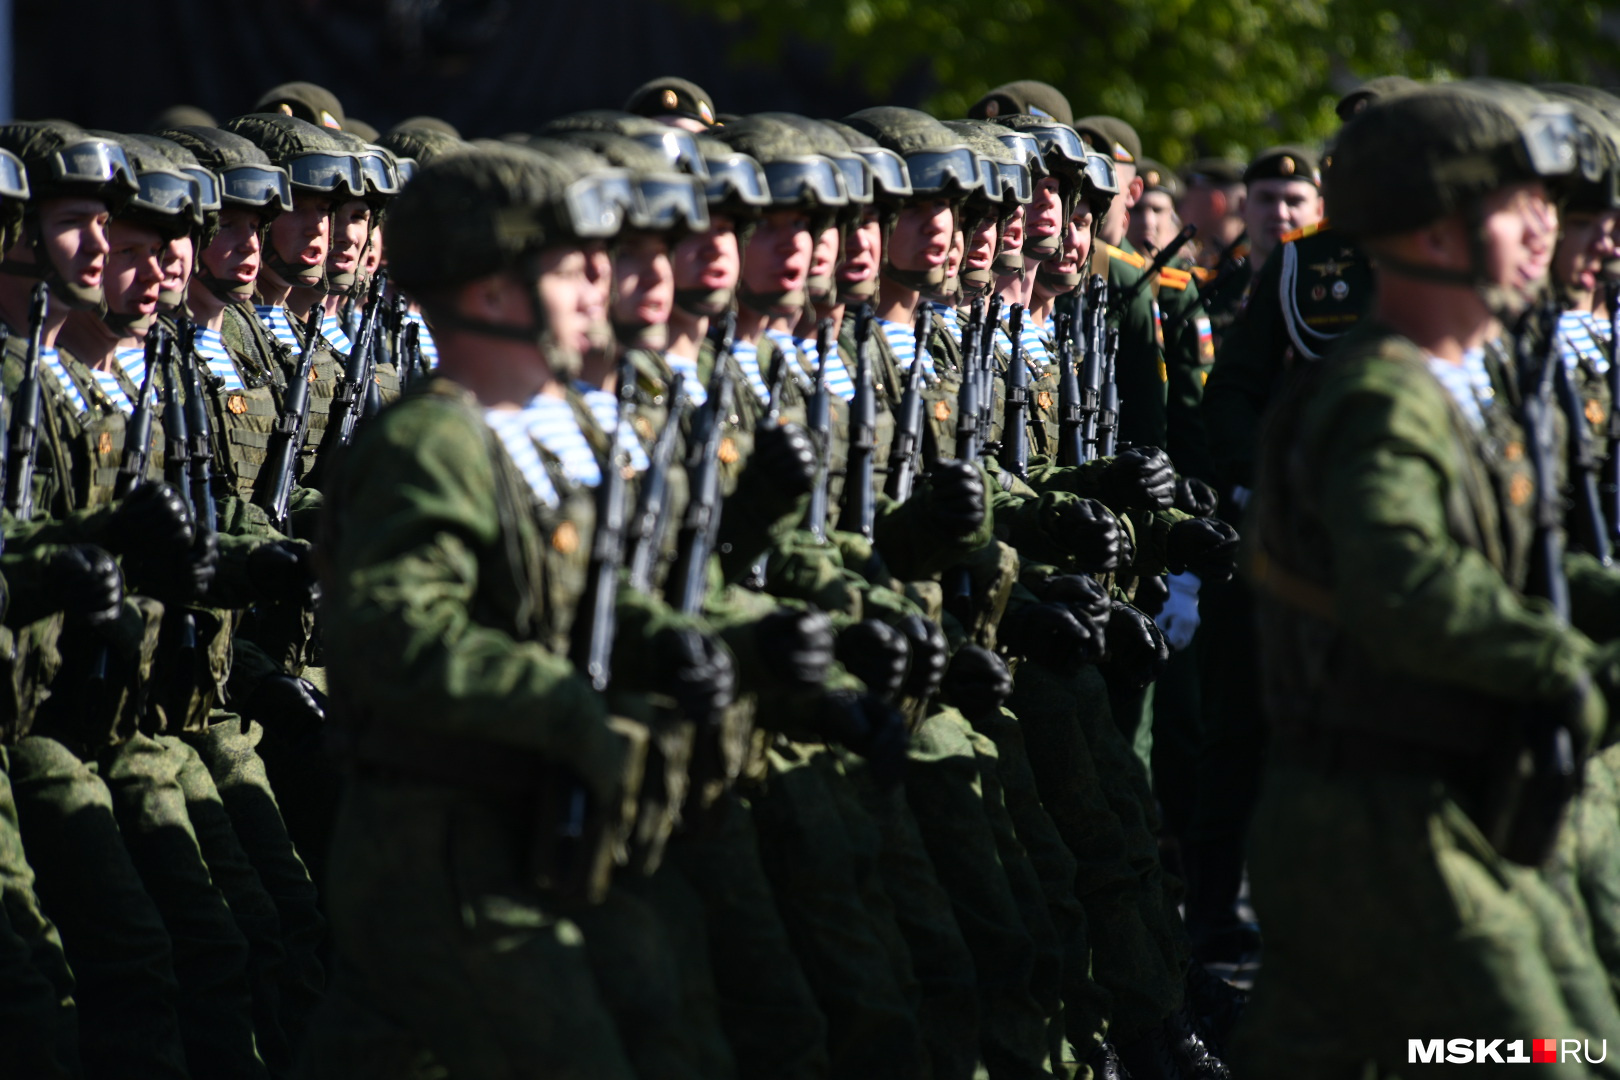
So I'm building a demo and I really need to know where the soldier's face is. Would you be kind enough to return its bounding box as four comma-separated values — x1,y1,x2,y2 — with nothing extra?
672,216,740,293
103,219,164,318
888,198,952,273
1129,190,1177,255
964,214,998,272
837,211,882,289
161,236,193,298
1028,177,1064,243
613,231,674,328
742,209,812,295
581,241,613,329
363,225,383,276
810,226,840,281
34,197,110,292
1244,179,1322,247
268,192,332,276
999,204,1025,255
1555,210,1619,295
1480,181,1557,300
537,245,592,359
329,199,372,278
203,206,263,289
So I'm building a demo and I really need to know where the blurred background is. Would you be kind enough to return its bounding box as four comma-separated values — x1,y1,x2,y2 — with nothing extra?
8,0,1620,163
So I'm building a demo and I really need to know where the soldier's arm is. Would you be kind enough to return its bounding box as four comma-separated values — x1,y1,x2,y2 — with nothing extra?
1202,251,1288,494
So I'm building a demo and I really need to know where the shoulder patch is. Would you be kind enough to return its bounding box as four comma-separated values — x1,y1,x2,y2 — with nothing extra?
1157,267,1192,291
1279,219,1330,246
1104,243,1146,269
1190,266,1216,284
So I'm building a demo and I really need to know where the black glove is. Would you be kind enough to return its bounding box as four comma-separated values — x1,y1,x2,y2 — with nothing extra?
999,602,1101,668
1133,573,1171,618
240,673,327,735
941,644,1013,721
835,619,909,700
140,530,218,604
895,614,948,700
819,691,910,789
247,540,318,604
1101,447,1176,511
1173,477,1220,518
1102,601,1169,691
1052,498,1127,573
1039,573,1113,636
46,544,122,628
653,626,737,720
756,608,835,689
105,482,193,562
1166,517,1240,582
749,421,817,499
921,459,987,536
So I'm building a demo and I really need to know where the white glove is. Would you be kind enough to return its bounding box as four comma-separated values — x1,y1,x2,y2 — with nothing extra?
1155,572,1201,651
1230,484,1252,510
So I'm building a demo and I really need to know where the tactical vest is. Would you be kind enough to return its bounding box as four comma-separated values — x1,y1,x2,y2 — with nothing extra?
215,304,291,498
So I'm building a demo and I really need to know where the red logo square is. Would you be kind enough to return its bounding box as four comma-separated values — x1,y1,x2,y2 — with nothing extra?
1533,1039,1559,1063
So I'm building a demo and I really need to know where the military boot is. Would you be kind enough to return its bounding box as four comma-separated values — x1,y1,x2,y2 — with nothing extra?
1167,1005,1231,1079
1184,963,1247,1057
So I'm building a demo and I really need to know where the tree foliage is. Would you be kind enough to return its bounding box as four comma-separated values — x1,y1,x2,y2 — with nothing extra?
692,0,1620,165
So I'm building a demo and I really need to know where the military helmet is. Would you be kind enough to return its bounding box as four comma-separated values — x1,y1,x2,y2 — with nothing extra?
543,111,710,180
158,126,294,217
0,120,138,208
102,133,204,239
0,147,30,260
344,118,380,143
693,136,770,216
968,80,1075,126
945,119,1032,206
326,128,405,202
1537,86,1620,212
843,107,984,199
147,104,218,131
550,130,708,234
222,114,366,199
1327,83,1578,239
129,133,220,219
378,127,465,185
821,118,913,201
757,114,874,207
1335,75,1421,122
392,116,461,138
716,116,850,212
253,81,345,131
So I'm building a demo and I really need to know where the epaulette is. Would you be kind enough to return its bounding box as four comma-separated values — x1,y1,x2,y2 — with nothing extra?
1190,265,1217,284
1279,218,1330,246
1157,267,1192,291
1104,243,1146,269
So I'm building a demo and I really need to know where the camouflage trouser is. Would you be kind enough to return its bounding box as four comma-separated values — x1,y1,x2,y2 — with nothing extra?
969,706,1114,1062
1544,744,1620,1004
1007,661,1181,1044
251,671,344,901
184,715,326,1055
0,749,80,1079
906,707,1054,1079
668,792,830,1080
751,739,929,1079
98,733,265,1079
304,774,635,1080
8,734,189,1079
1235,763,1620,1080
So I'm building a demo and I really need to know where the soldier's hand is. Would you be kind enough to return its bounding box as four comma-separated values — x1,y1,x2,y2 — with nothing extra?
818,691,909,789
46,544,122,628
1052,498,1127,573
106,482,193,562
749,421,817,499
1134,572,1171,618
1101,447,1176,511
941,645,1013,721
1040,572,1113,634
241,673,327,735
835,619,909,700
1102,601,1169,691
654,626,737,720
896,614,948,700
1155,572,1201,650
999,602,1102,668
757,609,835,690
1173,476,1220,518
921,459,987,536
1167,517,1240,582
247,540,318,604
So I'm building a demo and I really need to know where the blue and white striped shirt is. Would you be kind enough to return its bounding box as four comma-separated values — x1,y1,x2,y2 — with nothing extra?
41,348,90,415
254,304,305,351
663,350,706,407
410,313,439,368
191,327,245,391
732,339,771,404
484,408,559,508
792,334,856,401
320,310,353,356
879,317,934,379
996,312,1054,374
1426,348,1494,431
522,394,602,489
1557,310,1611,375
578,384,650,473
929,302,961,342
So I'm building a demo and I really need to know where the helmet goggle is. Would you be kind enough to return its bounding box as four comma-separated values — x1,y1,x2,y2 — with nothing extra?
183,166,222,212
0,149,30,201
286,152,366,198
132,166,205,226
993,131,1051,178
631,174,711,232
763,156,849,208
1023,124,1089,178
853,146,912,198
222,164,294,211
997,159,1033,203
564,171,632,238
1083,152,1120,197
395,158,418,185
359,150,403,196
633,128,711,180
828,153,874,204
49,138,139,192
1522,104,1580,179
903,146,983,196
974,156,1004,204
703,153,771,207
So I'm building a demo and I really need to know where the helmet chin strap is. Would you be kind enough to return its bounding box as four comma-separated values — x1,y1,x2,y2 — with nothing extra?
882,264,946,291
836,276,879,305
737,284,804,317
1374,202,1538,324
612,317,668,351
674,286,732,317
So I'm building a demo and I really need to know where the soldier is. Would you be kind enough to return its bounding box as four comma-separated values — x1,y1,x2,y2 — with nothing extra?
1238,82,1620,1076
625,76,720,134
1236,146,1323,274
1176,158,1248,349
1128,159,1184,259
